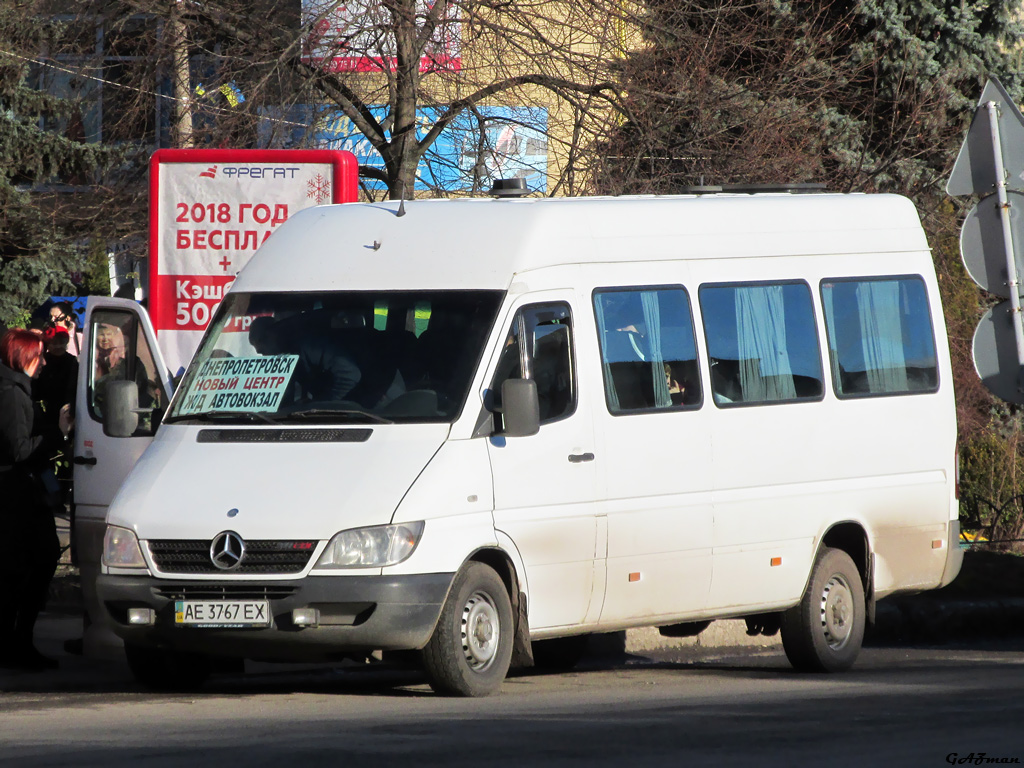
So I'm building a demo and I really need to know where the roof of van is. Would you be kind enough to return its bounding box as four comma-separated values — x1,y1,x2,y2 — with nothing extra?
232,193,930,293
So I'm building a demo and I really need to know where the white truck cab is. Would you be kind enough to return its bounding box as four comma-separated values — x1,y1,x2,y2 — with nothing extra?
81,193,962,695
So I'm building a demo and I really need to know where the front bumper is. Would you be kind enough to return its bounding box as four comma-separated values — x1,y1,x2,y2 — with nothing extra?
96,572,455,662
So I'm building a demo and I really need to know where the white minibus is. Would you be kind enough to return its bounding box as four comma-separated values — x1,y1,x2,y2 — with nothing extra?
86,192,961,695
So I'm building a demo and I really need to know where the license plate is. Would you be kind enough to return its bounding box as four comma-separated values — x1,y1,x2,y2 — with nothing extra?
174,600,271,627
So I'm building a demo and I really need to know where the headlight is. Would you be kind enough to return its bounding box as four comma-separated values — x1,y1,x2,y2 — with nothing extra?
315,522,424,568
102,525,147,568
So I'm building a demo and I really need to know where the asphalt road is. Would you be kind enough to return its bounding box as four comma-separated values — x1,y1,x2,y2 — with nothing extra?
1,614,1022,767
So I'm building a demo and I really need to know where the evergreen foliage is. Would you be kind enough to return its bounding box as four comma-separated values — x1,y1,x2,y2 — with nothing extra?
0,2,115,327
830,0,1024,192
598,0,1024,196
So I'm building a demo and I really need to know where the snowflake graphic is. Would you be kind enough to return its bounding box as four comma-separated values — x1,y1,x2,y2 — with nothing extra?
307,173,332,203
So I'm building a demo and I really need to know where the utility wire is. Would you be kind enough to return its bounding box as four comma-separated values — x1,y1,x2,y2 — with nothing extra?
0,47,312,130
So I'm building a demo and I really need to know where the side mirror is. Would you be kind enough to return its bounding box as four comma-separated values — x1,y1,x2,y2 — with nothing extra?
500,379,540,437
103,379,140,437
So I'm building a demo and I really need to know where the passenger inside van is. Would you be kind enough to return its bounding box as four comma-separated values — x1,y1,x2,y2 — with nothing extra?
91,319,156,421
665,363,686,405
248,315,362,403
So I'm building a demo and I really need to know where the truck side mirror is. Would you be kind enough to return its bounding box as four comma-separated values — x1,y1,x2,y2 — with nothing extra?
103,379,140,438
500,379,540,437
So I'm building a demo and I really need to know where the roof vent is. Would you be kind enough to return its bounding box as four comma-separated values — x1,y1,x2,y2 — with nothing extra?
678,183,827,195
679,185,724,194
489,178,530,198
723,183,827,194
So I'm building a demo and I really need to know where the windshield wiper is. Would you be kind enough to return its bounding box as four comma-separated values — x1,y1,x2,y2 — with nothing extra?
283,407,394,425
169,410,282,425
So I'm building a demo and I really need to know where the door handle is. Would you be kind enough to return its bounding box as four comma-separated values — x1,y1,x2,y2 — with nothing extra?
568,452,595,463
73,456,97,466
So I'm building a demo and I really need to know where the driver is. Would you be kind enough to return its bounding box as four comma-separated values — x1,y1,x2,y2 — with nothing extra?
248,316,361,402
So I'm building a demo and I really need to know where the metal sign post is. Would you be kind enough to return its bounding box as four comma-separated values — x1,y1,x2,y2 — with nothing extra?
984,100,1024,392
948,77,1024,404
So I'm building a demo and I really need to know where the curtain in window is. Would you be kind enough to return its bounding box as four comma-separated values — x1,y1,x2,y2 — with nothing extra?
821,286,843,390
856,281,908,393
640,291,672,407
736,285,796,401
593,296,621,410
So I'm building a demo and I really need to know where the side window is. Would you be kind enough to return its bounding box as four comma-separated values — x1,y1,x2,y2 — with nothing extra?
821,276,938,397
490,303,575,424
593,286,702,413
699,281,823,406
88,309,164,435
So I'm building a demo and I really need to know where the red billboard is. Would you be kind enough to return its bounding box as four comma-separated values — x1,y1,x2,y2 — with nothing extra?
149,148,358,375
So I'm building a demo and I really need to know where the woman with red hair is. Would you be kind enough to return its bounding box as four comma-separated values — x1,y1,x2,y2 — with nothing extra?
0,328,73,671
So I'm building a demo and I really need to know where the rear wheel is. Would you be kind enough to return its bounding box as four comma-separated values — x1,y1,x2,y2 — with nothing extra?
125,643,212,691
780,547,865,672
420,562,514,697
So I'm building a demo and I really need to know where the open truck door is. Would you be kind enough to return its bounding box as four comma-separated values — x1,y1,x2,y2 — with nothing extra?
73,297,174,656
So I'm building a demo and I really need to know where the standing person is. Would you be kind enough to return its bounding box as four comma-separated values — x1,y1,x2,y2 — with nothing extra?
0,329,73,671
35,326,79,504
48,301,81,357
36,327,78,428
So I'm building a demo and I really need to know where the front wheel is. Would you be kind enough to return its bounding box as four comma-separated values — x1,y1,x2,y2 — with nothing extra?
780,547,865,672
420,562,514,697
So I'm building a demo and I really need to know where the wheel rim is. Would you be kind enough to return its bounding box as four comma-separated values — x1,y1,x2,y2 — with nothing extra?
819,573,854,651
461,590,500,671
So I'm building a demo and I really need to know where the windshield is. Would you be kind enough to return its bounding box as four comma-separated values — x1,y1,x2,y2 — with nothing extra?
166,290,503,424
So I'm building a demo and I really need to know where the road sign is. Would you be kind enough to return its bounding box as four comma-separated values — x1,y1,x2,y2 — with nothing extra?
948,78,1024,197
973,301,1024,402
961,190,1024,298
950,78,1024,403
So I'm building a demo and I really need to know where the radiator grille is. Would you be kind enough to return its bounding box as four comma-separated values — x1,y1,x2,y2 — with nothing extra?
148,539,316,574
153,584,299,601
197,428,372,443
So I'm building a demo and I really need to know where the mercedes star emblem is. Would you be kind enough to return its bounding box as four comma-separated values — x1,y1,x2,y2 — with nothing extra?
210,531,245,571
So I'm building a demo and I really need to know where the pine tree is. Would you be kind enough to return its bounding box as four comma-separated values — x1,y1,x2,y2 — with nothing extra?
0,2,115,327
597,0,1024,197
823,0,1024,194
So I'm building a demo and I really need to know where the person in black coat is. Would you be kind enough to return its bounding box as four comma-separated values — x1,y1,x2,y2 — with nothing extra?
35,326,78,436
34,327,79,497
0,328,73,671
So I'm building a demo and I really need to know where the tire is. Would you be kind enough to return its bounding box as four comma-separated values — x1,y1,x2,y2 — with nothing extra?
532,634,591,671
420,562,514,697
125,643,213,691
780,547,866,673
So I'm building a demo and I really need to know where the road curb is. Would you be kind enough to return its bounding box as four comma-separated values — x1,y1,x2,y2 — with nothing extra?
619,597,1024,655
869,596,1024,644
626,622,780,653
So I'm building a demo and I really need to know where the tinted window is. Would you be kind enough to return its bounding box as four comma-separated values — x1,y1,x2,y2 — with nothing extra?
821,276,938,397
166,290,502,424
699,282,823,406
87,309,164,435
593,287,702,413
490,303,575,425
